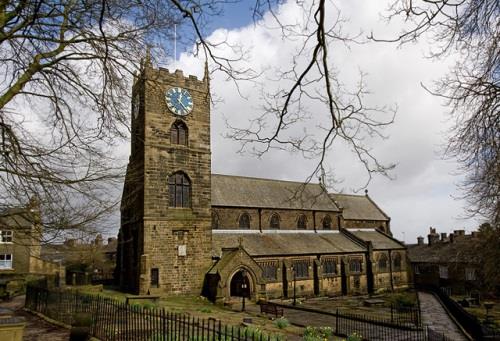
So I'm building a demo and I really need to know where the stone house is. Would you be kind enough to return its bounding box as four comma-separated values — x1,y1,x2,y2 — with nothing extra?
0,203,64,294
117,61,409,301
407,228,481,294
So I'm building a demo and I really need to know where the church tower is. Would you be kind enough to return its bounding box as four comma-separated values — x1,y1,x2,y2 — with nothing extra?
118,60,212,295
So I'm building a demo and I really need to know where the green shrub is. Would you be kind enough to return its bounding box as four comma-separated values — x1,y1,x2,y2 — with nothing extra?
274,317,289,329
391,293,416,308
199,307,212,313
143,302,157,310
346,332,363,341
303,326,333,340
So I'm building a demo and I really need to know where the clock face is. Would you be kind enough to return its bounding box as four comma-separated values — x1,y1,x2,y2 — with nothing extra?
165,87,193,116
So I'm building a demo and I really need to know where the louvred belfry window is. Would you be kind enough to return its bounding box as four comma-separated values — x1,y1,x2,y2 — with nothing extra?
297,215,307,229
168,172,191,208
239,213,250,229
323,215,332,230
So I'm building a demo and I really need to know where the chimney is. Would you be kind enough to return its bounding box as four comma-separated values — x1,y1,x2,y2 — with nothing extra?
440,233,447,241
471,231,478,238
427,227,439,245
450,233,454,243
417,236,424,245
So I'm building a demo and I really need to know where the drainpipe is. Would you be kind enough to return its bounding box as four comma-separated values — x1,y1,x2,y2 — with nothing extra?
313,211,316,232
258,208,262,232
388,250,394,291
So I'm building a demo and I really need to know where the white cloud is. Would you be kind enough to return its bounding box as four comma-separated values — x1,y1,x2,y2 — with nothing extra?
171,0,480,243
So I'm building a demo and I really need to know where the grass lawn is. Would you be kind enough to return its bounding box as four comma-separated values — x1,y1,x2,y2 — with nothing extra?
68,285,304,340
289,290,418,322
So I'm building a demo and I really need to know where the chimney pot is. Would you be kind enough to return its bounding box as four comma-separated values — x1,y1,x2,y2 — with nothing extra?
417,236,424,245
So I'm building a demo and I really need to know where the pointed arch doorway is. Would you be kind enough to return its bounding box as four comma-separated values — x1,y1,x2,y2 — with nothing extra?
230,269,251,297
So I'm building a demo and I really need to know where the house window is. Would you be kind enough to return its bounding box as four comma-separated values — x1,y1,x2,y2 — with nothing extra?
168,172,191,207
150,268,159,287
0,254,12,269
393,253,402,271
322,215,332,230
239,213,250,229
170,121,188,145
439,266,448,279
378,254,388,271
293,261,309,278
465,268,476,281
349,259,362,273
262,263,278,280
323,259,337,275
297,215,307,229
270,213,280,229
212,212,219,229
0,231,13,243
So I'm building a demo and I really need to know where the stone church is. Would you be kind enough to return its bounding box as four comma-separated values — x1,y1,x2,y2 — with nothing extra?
117,61,409,302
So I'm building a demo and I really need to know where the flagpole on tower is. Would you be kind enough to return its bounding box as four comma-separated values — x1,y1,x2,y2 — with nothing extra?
174,24,177,68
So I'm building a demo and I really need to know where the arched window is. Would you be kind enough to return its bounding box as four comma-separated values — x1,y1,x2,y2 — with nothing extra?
170,121,188,146
168,172,190,207
378,254,388,271
297,214,307,229
349,258,362,273
393,253,402,271
239,213,250,229
212,212,219,229
270,213,280,229
322,215,332,230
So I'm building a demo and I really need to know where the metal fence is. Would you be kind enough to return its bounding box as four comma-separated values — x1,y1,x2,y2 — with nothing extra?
25,286,282,341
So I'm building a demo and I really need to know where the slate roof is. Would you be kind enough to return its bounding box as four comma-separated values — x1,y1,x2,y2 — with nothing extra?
330,194,389,221
0,207,36,229
212,231,365,257
346,229,405,250
211,174,340,211
407,237,479,264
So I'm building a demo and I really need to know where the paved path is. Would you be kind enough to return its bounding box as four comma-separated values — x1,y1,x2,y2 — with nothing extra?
0,295,70,341
418,291,468,341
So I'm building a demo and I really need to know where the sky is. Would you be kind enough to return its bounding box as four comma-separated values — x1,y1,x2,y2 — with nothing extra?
164,0,482,243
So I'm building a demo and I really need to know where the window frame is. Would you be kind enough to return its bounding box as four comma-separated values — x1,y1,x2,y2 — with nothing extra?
349,258,362,273
322,215,332,230
239,213,250,229
297,214,307,229
0,254,13,269
261,262,278,281
322,259,337,276
269,213,280,229
292,260,309,279
168,172,191,208
0,230,13,243
150,268,159,288
170,120,188,146
439,265,448,279
378,254,388,272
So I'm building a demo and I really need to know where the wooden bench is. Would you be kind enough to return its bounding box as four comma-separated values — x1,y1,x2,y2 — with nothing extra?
259,302,283,318
125,295,160,305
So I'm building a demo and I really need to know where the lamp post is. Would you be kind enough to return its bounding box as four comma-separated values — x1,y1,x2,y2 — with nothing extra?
241,269,247,312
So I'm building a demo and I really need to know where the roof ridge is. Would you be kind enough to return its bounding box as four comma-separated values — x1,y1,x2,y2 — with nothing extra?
211,173,321,186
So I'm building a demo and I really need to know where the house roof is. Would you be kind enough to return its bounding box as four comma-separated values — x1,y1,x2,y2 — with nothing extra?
212,230,365,257
407,237,479,264
211,174,340,211
329,194,389,221
346,229,405,250
0,207,37,229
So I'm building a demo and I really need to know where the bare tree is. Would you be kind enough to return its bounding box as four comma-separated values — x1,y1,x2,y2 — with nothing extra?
221,0,396,188
374,0,499,223
2,0,397,241
0,0,247,240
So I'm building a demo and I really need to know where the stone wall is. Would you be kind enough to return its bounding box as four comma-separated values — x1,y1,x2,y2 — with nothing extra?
213,207,341,230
